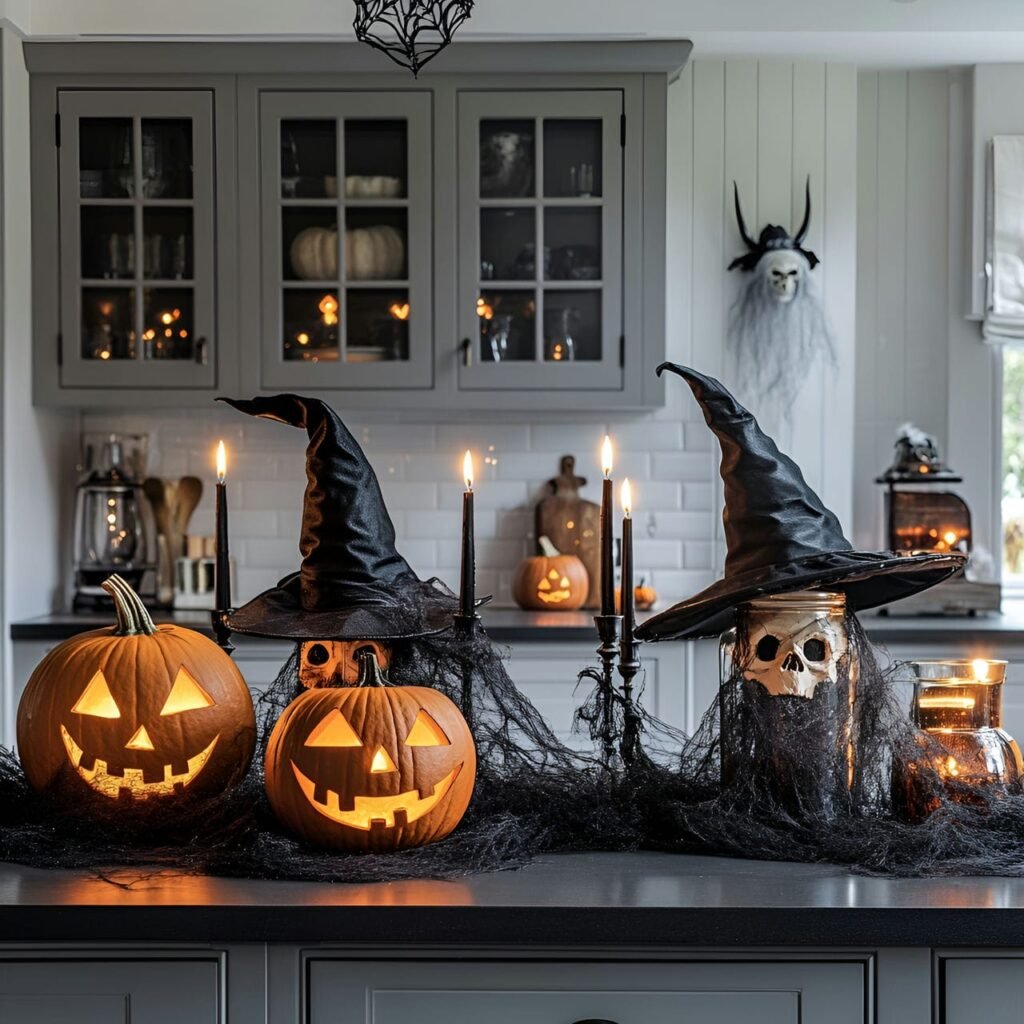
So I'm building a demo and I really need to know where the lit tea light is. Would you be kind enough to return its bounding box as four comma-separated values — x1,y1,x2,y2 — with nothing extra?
972,658,990,682
918,695,976,710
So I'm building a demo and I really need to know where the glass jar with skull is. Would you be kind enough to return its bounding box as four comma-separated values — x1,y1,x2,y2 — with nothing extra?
719,591,857,820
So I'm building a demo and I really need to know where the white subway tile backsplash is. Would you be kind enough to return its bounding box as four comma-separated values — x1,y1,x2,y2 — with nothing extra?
86,394,720,607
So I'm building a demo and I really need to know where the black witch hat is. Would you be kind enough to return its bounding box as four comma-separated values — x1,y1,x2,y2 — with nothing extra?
635,365,965,642
219,395,457,641
728,177,820,272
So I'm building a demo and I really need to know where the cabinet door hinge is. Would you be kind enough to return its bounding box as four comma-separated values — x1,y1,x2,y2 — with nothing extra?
54,112,61,148
57,332,63,366
619,334,625,367
620,113,626,147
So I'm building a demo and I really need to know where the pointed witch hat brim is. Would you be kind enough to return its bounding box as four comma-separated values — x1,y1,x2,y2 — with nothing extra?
635,365,965,642
219,395,457,641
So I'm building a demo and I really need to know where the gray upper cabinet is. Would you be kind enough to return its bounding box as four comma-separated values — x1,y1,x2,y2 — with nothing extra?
458,90,624,392
255,91,433,391
28,42,688,410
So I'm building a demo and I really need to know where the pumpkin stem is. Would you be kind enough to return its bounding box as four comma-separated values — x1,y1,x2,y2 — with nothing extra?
102,574,158,636
538,535,561,557
356,647,388,688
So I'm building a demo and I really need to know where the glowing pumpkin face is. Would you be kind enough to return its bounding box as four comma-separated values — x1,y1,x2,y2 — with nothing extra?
264,653,476,852
17,576,256,805
298,639,390,688
512,553,589,611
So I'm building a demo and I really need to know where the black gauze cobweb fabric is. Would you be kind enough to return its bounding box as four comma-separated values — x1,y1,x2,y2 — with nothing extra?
5,597,1024,880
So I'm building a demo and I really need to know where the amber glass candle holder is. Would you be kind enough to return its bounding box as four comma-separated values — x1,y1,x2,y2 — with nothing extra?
910,660,1022,784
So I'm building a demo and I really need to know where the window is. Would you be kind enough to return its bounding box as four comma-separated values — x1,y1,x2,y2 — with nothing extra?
1002,347,1024,582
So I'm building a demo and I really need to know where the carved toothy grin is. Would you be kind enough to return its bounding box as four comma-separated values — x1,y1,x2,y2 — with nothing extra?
536,589,572,605
290,761,463,830
60,724,220,799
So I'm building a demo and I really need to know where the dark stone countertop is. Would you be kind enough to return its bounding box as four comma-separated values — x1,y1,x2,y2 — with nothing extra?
3,851,1024,946
10,605,1024,646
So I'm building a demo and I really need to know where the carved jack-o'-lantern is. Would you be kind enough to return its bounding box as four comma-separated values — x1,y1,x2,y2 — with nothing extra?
512,537,589,611
265,651,476,852
298,639,390,688
17,575,256,804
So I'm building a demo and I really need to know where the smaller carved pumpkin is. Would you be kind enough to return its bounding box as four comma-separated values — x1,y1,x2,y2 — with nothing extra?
265,651,476,852
17,575,255,808
512,537,589,611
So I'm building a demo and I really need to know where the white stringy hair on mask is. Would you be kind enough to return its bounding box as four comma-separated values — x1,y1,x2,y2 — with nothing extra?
726,251,835,418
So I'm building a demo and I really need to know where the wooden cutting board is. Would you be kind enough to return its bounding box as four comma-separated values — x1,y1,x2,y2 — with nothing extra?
534,455,601,609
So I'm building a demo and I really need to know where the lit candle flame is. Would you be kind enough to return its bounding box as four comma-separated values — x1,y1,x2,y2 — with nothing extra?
972,658,990,682
621,477,632,517
943,530,958,546
463,450,474,491
216,440,227,483
601,435,613,477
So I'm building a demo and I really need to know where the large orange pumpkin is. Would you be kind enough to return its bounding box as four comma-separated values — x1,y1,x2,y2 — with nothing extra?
17,575,256,806
265,651,476,852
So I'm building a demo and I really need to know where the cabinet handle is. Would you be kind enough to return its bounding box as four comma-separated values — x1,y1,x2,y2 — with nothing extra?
571,1020,619,1023
195,336,209,366
460,336,472,367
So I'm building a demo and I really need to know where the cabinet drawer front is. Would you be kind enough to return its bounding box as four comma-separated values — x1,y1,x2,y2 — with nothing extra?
308,960,866,1024
943,957,1024,1023
0,959,219,1024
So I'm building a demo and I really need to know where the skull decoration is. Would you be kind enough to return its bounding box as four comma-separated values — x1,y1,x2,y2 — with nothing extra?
734,592,853,700
299,639,391,688
761,249,805,304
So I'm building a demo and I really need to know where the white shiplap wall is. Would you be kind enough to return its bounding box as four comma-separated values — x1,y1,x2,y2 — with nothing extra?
855,69,1001,561
80,59,860,611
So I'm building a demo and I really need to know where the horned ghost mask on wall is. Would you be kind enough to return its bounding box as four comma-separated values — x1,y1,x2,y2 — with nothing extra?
727,178,834,417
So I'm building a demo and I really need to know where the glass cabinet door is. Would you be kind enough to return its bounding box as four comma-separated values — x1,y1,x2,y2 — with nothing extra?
58,91,216,388
259,92,432,389
458,91,623,391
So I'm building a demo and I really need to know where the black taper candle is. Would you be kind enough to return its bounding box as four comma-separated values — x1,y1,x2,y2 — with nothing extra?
599,435,615,615
619,481,635,657
215,480,230,612
459,451,475,618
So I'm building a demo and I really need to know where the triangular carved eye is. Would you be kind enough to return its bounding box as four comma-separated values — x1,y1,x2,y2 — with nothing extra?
72,670,120,718
305,709,362,748
405,710,449,747
160,667,215,716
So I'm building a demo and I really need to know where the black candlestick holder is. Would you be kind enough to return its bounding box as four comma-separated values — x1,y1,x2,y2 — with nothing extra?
453,612,481,729
211,608,235,654
578,613,623,771
617,638,642,767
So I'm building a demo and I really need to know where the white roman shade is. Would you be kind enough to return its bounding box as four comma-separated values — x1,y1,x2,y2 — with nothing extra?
984,135,1024,342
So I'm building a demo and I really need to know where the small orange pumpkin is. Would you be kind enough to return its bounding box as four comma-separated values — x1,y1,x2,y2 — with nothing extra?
265,651,476,852
616,577,658,612
512,536,589,611
17,575,256,806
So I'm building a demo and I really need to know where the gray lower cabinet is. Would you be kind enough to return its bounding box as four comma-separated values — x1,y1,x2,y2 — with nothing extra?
0,956,220,1023
306,959,868,1024
941,955,1024,1023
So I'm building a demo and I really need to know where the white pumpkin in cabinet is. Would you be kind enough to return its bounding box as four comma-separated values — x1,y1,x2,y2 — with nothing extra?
289,225,405,281
290,227,338,281
345,226,405,280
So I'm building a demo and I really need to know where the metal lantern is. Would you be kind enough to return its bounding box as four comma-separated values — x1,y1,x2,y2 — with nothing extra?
353,0,474,76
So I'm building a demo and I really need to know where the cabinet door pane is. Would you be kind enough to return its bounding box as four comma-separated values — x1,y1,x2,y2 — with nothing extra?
140,118,193,199
282,119,337,199
543,290,601,362
543,118,603,198
81,207,135,279
480,119,535,198
81,287,136,360
283,288,340,362
344,209,408,282
143,208,193,280
143,287,195,360
285,209,339,282
480,208,536,281
78,117,133,198
344,120,408,197
477,290,535,362
346,288,410,361
544,207,601,281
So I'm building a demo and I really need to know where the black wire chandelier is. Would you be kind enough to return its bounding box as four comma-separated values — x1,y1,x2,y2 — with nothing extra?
353,0,475,76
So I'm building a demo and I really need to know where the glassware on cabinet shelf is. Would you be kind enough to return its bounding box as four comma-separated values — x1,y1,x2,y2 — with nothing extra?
142,288,195,361
280,120,337,200
543,119,603,198
477,291,535,362
81,288,136,361
283,290,341,362
543,306,578,363
346,289,410,362
140,119,193,199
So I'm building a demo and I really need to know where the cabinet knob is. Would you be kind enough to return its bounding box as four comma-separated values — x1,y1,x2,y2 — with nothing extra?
195,336,209,366
460,336,472,367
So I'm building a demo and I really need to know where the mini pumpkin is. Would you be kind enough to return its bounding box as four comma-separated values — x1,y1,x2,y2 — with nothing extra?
17,575,256,805
616,577,659,612
265,651,476,852
512,536,589,611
